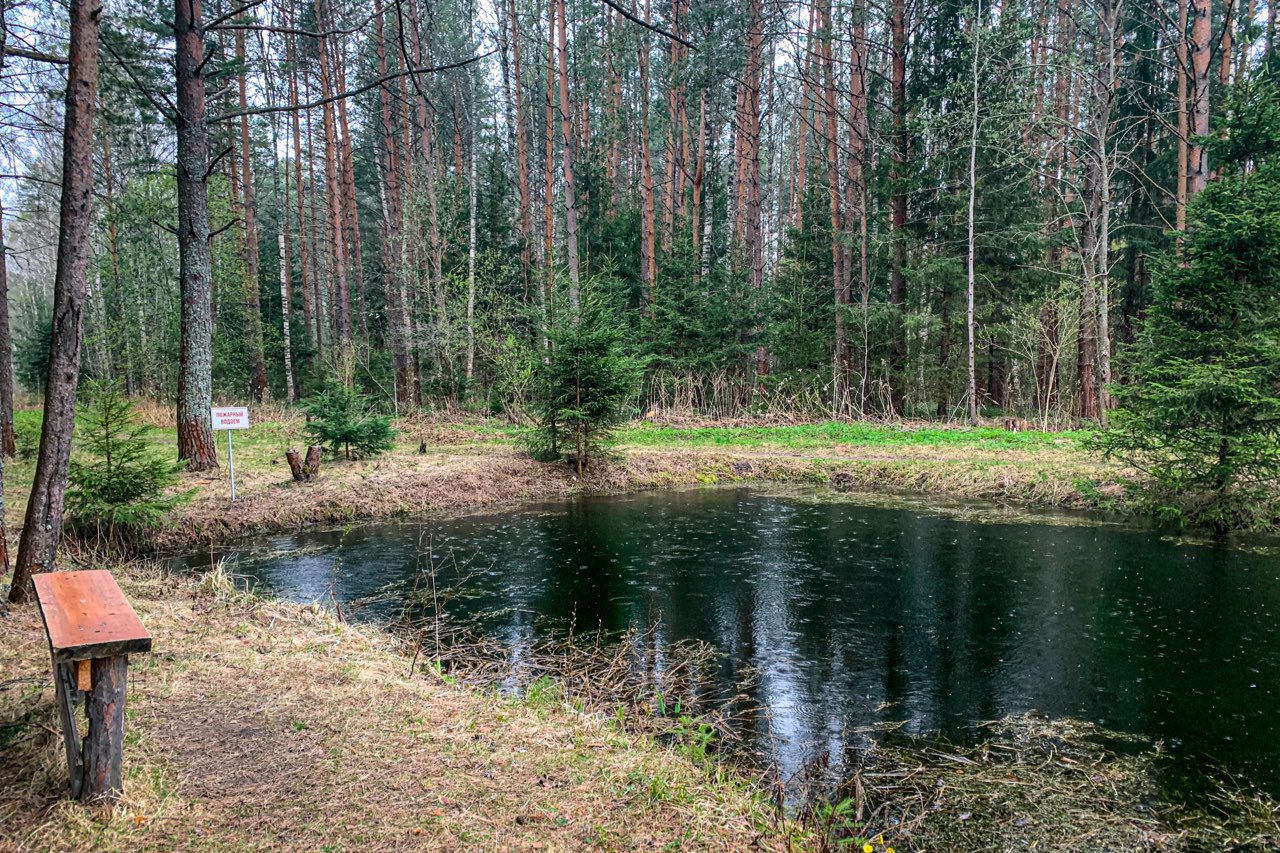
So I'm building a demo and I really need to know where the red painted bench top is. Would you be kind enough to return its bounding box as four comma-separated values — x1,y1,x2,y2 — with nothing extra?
33,570,152,663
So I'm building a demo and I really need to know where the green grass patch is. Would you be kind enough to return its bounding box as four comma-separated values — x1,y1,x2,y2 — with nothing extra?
619,421,1085,451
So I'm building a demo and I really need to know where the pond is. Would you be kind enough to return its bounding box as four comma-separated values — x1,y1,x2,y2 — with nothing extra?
177,486,1280,803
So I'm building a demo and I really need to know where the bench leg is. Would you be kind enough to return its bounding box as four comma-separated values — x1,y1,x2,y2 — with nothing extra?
52,660,85,800
81,656,128,803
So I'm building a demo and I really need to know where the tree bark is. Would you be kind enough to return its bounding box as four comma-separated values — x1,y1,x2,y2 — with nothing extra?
542,7,555,295
332,34,367,343
466,85,477,380
744,0,766,377
795,2,815,231
1188,0,1211,197
0,196,14,457
691,90,707,271
10,0,101,604
638,0,656,308
257,25,296,402
315,0,353,359
821,0,849,414
303,72,327,361
286,445,324,481
966,0,981,426
1175,0,1189,233
375,0,411,408
173,0,218,473
82,656,128,803
850,0,871,412
888,0,909,415
236,27,269,402
509,0,532,293
554,0,580,308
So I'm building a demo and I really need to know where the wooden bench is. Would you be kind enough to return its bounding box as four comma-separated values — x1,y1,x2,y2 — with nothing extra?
33,570,152,803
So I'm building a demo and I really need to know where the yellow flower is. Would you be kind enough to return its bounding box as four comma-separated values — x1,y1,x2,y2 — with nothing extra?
887,849,895,853
862,845,873,853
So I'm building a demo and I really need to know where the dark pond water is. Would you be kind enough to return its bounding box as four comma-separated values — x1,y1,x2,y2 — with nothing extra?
177,486,1280,801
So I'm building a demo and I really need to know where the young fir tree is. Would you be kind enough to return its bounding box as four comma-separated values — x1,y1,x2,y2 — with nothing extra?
1099,79,1280,531
526,290,644,474
302,380,397,460
67,380,189,548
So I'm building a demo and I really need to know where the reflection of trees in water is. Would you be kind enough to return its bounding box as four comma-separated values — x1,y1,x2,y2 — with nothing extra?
218,488,1280,798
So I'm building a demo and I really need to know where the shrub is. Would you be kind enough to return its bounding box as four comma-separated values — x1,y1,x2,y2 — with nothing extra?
302,380,397,460
67,380,189,548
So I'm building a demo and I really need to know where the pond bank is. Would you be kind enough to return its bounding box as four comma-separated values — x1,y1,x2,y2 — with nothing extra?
149,418,1126,551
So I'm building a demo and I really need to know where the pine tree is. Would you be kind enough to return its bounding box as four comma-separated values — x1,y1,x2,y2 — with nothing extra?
302,380,397,460
526,290,643,474
1099,80,1280,531
67,381,189,548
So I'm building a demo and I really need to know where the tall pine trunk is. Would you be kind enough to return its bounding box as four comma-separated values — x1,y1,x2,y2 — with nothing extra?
888,0,909,415
10,0,101,603
315,0,353,359
1188,0,1211,196
638,0,656,308
257,26,297,402
174,0,217,472
287,30,314,358
554,0,580,308
509,0,532,293
1175,0,1189,232
236,27,269,402
0,197,14,457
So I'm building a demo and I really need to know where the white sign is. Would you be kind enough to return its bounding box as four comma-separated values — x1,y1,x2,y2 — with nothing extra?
210,406,250,430
210,406,250,501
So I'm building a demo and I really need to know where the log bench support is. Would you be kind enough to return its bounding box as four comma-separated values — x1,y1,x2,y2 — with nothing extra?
34,571,151,803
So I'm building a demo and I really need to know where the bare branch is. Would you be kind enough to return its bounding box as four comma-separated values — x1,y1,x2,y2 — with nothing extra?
101,36,177,120
0,46,67,64
209,217,239,239
207,52,494,122
202,0,272,34
599,0,696,51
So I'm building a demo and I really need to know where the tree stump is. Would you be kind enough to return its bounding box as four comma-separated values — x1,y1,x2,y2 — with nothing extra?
286,445,324,481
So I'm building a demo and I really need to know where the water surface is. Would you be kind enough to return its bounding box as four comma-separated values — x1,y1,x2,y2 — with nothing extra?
179,486,1280,800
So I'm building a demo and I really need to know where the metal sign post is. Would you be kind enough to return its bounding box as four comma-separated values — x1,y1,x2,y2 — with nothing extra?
210,407,251,502
226,429,236,501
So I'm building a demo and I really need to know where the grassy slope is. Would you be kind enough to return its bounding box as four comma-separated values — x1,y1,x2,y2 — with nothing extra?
3,412,1129,550
618,420,1085,451
0,567,786,852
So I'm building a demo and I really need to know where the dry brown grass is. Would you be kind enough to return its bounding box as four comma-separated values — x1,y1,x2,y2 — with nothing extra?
0,564,787,852
795,715,1280,852
155,436,1123,554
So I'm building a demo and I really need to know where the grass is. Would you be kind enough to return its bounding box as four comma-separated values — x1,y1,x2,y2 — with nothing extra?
0,563,789,851
3,408,1129,553
619,420,1086,452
